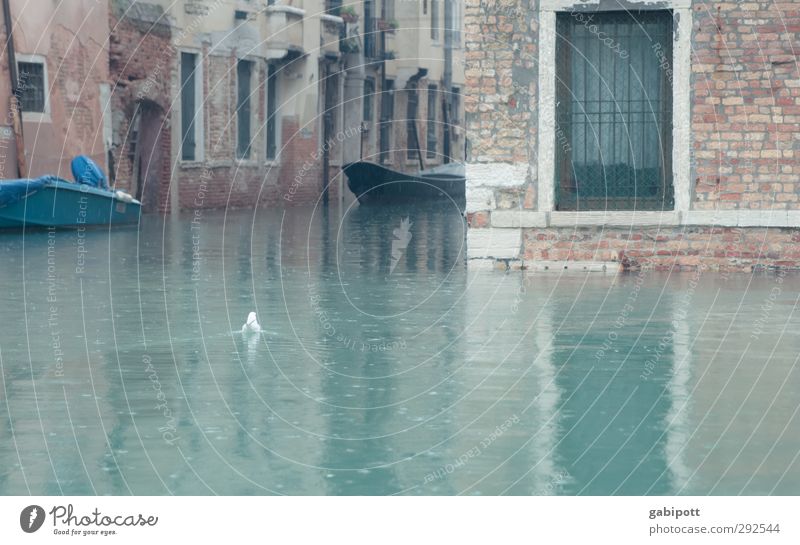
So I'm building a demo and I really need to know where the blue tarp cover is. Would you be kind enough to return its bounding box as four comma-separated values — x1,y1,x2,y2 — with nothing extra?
0,177,49,208
71,155,108,190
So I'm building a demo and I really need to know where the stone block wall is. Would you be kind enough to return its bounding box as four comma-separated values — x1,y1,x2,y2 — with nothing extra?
465,0,537,213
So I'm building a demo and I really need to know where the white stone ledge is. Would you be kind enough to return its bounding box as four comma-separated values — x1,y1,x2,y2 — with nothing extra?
466,163,528,189
466,258,505,270
467,228,522,259
683,210,793,228
540,0,691,11
491,210,548,228
478,209,800,229
265,6,306,17
320,14,344,24
528,261,616,273
549,211,680,227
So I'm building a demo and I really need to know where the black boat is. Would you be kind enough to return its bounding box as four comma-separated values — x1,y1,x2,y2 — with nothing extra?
343,161,465,207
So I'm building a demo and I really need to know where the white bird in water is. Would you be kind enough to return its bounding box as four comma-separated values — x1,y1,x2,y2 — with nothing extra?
241,312,262,334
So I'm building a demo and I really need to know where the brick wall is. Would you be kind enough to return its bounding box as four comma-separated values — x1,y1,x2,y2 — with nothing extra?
108,4,173,211
691,1,800,210
522,226,800,272
464,0,536,213
0,3,110,179
277,117,324,204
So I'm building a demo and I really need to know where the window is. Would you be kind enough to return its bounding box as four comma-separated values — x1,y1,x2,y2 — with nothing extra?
555,10,673,211
431,0,439,40
326,0,342,15
266,64,278,160
236,59,253,159
426,85,437,158
364,0,376,59
363,78,375,122
17,61,46,113
449,0,461,47
450,86,460,126
180,52,200,161
382,0,394,21
406,89,418,160
379,79,394,163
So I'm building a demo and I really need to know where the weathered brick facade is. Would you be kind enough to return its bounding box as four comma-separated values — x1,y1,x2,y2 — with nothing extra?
0,0,110,180
465,0,800,271
109,0,173,212
691,1,800,210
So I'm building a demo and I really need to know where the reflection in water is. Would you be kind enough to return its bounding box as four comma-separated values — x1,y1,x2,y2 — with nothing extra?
0,205,798,495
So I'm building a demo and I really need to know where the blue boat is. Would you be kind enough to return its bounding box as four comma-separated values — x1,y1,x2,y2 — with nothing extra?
0,156,141,229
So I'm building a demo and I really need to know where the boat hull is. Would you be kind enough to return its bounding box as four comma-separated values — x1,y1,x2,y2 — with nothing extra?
0,179,140,229
343,162,465,207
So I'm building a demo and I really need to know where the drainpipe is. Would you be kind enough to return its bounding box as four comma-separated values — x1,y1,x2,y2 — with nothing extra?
2,0,25,178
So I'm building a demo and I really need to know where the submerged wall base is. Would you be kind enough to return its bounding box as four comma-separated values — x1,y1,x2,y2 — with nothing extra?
468,226,800,273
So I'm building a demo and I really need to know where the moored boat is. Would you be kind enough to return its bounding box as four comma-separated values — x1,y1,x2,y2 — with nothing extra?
343,161,465,207
0,156,141,229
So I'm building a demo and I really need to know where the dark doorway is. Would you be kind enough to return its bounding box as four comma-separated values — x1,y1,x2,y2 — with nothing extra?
130,101,165,212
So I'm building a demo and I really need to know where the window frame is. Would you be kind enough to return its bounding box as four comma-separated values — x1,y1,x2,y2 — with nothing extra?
537,0,692,216
553,10,674,211
15,54,49,122
363,77,375,123
430,0,440,42
236,58,255,161
179,50,204,163
265,62,279,163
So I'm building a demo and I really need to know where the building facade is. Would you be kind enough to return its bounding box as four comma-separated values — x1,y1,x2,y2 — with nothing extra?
0,0,111,181
464,0,800,271
107,0,465,213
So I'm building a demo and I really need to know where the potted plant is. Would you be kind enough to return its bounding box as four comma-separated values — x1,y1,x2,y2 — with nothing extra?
377,19,398,33
339,5,358,23
340,36,360,53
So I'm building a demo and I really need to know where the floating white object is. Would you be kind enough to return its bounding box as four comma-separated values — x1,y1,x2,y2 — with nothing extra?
242,312,261,333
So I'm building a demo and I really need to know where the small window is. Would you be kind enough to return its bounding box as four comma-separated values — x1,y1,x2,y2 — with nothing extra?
555,10,674,211
450,1,461,47
236,59,253,159
266,64,278,160
17,61,46,113
180,52,199,161
326,0,342,15
382,0,394,20
363,78,375,122
430,0,439,40
426,85,437,158
450,86,460,126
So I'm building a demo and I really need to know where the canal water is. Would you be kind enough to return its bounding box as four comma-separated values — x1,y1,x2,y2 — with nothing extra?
0,204,798,495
